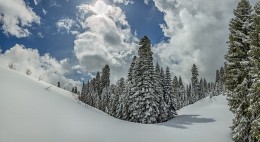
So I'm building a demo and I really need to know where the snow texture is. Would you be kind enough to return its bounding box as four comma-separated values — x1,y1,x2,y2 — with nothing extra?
0,65,233,142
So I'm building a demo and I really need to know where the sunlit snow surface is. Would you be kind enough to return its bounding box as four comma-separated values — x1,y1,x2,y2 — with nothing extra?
0,66,233,142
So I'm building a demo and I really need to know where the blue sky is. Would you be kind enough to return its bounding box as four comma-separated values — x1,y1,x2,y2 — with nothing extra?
0,0,166,60
1,0,256,89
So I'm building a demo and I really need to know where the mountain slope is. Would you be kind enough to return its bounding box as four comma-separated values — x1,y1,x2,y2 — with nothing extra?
0,66,233,142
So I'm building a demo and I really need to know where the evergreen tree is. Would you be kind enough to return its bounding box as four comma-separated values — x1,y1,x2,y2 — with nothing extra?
178,76,186,108
95,72,102,109
220,67,225,93
215,69,220,95
185,85,190,106
172,76,179,110
101,86,110,112
89,79,96,106
74,87,78,94
101,64,110,91
191,64,199,103
165,67,177,119
187,84,192,105
108,92,119,117
124,56,137,120
248,1,260,141
115,78,126,118
127,56,137,84
203,78,208,95
154,63,168,122
199,78,204,99
72,87,75,93
57,82,61,88
225,0,253,141
128,36,159,123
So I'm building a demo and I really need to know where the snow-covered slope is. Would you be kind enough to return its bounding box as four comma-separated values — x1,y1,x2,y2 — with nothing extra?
0,66,234,142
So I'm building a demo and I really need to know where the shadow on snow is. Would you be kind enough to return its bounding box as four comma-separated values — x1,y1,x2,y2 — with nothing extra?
158,114,215,129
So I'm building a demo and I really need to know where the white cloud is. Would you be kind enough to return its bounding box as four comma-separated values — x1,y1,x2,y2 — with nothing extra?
50,0,61,7
37,32,44,38
74,0,137,80
0,44,81,90
56,18,78,34
113,0,134,5
149,0,241,83
33,0,40,5
0,0,40,38
42,8,47,15
144,0,150,5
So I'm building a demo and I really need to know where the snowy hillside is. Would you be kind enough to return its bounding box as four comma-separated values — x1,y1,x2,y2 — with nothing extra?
0,66,234,142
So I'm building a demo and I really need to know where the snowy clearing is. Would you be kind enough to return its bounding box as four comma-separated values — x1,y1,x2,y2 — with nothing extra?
0,66,234,142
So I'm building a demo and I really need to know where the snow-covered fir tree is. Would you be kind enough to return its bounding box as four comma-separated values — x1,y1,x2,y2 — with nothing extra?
215,69,220,96
165,67,177,119
225,0,253,141
172,76,180,110
154,63,168,122
115,78,127,119
248,1,260,141
203,78,208,95
191,64,199,103
128,36,160,123
124,56,137,120
199,78,204,99
101,86,110,112
101,64,110,91
178,76,186,108
219,67,225,93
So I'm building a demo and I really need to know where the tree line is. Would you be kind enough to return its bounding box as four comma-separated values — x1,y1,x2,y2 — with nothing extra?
79,36,225,124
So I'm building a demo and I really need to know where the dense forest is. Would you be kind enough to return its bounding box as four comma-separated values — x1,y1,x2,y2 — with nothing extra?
79,36,225,124
78,0,260,141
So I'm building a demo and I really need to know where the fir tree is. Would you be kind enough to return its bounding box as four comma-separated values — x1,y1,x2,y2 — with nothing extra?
101,64,110,91
128,36,159,123
199,78,204,99
172,76,179,110
178,76,186,108
154,63,168,122
215,69,220,95
203,78,208,95
248,1,260,141
101,86,110,112
124,56,137,120
165,67,177,119
225,0,253,141
220,67,225,93
115,78,126,118
72,87,75,93
191,64,199,103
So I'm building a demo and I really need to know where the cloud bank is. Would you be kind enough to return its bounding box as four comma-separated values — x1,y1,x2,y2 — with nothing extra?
0,0,40,38
0,44,81,90
74,0,137,81
151,0,240,83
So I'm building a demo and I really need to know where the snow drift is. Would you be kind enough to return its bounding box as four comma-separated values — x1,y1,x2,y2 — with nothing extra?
0,66,233,142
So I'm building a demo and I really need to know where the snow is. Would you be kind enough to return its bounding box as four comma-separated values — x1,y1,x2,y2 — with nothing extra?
0,66,234,142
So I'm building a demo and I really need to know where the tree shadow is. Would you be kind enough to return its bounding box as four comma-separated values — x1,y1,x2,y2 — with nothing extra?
157,114,215,129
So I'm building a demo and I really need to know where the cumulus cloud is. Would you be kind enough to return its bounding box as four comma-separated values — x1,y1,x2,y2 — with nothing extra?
33,0,40,5
56,18,79,34
0,44,81,90
144,0,150,5
149,0,242,83
0,0,40,38
74,0,137,81
113,0,134,5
